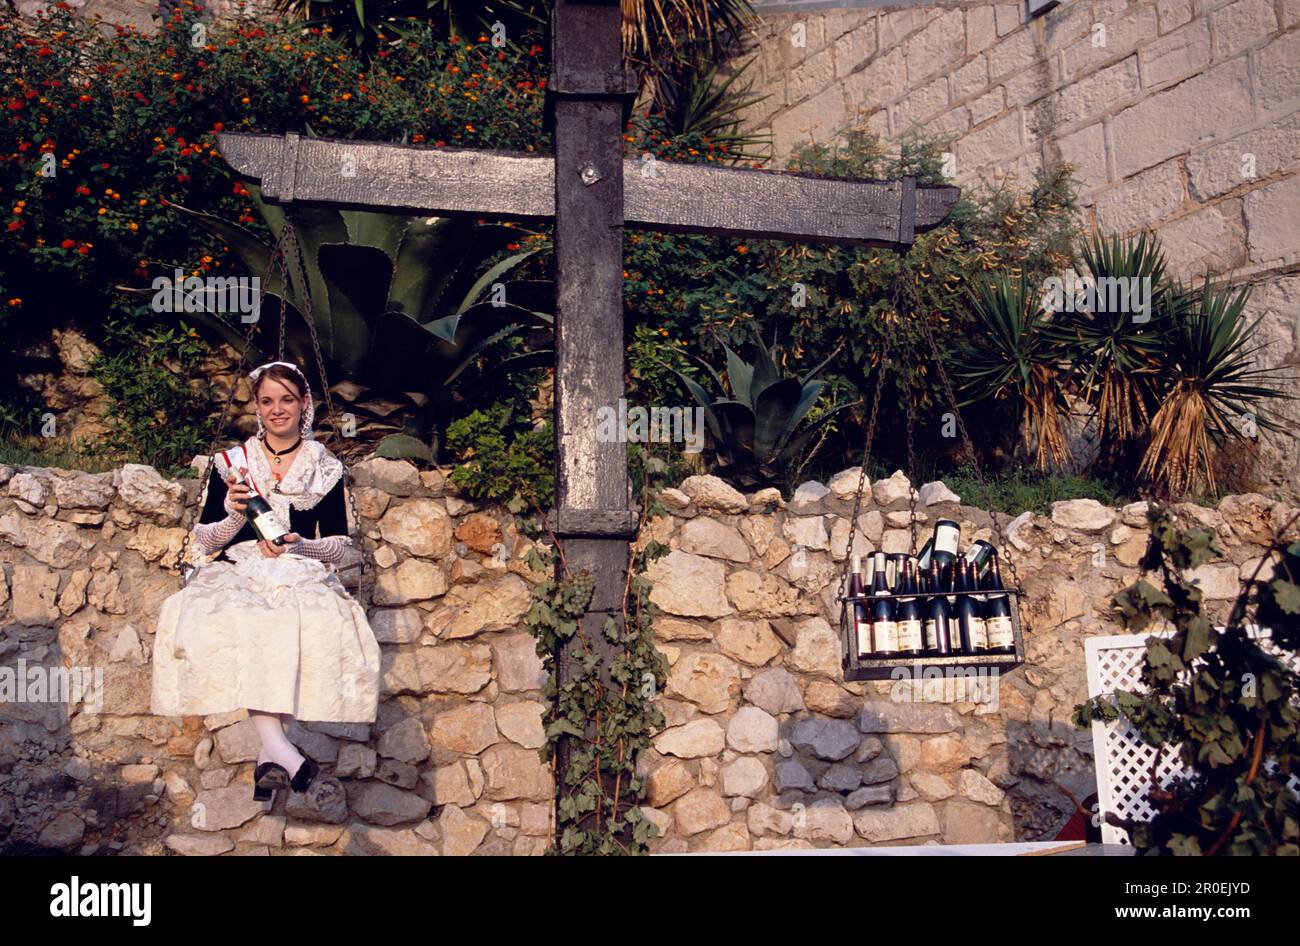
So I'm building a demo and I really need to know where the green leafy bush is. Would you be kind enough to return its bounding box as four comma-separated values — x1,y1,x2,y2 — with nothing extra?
445,401,554,512
1074,507,1299,855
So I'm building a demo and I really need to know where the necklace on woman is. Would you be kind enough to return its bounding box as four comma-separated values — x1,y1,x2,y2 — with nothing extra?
263,436,301,493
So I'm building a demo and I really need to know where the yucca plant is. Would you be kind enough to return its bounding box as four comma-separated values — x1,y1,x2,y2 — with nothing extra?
1138,280,1291,498
144,185,552,462
645,51,772,163
950,272,1073,471
663,331,852,488
1048,232,1182,463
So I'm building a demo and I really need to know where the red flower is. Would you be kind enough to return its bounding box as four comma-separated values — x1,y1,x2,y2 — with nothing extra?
7,220,22,231
60,238,75,248
77,245,89,254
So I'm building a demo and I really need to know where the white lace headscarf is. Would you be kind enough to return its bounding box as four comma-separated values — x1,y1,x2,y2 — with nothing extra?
227,360,342,519
249,361,315,441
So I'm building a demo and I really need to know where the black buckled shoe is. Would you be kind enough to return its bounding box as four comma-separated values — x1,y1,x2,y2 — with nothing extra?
252,758,291,800
289,754,319,794
253,760,289,801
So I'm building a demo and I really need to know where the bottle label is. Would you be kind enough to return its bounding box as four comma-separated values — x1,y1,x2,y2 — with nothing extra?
968,617,989,650
897,619,923,651
986,615,1013,648
855,616,872,657
924,619,940,651
935,525,959,556
250,507,285,541
873,620,898,653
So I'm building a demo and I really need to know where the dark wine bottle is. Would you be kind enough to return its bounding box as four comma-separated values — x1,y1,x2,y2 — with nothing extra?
869,551,898,656
964,539,996,578
955,560,989,653
916,536,934,572
982,555,1015,654
924,561,952,656
241,474,289,545
895,558,924,656
848,554,872,657
886,552,909,591
930,519,961,571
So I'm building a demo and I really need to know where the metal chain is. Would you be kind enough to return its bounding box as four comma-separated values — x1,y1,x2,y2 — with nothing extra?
280,221,376,609
171,224,373,611
913,287,1025,598
837,326,893,601
894,277,921,558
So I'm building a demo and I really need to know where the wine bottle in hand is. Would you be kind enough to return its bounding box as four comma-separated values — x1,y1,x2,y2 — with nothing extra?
239,473,290,545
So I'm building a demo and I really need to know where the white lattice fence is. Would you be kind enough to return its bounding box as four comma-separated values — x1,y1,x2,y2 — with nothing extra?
1084,629,1298,846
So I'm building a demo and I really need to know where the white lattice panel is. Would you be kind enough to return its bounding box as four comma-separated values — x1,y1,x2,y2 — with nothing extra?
1084,628,1298,846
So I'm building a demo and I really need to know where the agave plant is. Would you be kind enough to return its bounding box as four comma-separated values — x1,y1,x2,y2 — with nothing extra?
663,331,852,488
152,184,552,462
1138,280,1291,497
1047,232,1182,464
950,272,1073,471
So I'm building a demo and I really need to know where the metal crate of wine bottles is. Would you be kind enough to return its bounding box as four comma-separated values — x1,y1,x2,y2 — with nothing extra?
836,529,1026,682
838,587,1026,681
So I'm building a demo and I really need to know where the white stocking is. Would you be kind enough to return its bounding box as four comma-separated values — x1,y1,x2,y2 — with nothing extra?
250,711,305,777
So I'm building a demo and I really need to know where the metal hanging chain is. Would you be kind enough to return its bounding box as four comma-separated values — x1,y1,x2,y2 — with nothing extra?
904,386,920,557
171,231,297,577
894,275,921,558
278,221,377,608
171,225,373,610
837,324,893,601
912,283,1025,598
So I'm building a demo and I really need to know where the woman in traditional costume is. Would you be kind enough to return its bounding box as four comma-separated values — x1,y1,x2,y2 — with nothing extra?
150,361,381,802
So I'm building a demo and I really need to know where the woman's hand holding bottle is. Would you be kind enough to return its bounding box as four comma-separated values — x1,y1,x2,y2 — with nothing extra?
258,533,300,558
224,468,252,516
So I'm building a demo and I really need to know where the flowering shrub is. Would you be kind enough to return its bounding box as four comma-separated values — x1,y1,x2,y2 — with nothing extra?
0,3,549,313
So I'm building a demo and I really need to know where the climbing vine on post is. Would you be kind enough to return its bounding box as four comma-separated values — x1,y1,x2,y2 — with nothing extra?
519,443,672,854
1074,506,1300,855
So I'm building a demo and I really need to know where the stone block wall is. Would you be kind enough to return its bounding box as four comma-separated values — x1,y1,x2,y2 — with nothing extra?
1,457,1294,853
736,0,1300,493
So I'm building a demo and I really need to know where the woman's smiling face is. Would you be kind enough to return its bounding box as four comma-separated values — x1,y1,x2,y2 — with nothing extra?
255,376,302,438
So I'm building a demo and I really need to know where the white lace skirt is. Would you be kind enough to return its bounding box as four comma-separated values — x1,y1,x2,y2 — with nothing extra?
150,541,382,723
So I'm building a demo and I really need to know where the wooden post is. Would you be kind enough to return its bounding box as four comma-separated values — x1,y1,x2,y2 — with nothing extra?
546,0,640,824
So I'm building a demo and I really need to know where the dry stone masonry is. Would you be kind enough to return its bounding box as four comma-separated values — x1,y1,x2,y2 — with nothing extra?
1,458,1293,853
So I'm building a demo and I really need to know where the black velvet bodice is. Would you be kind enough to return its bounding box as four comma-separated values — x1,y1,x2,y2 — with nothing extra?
198,466,347,561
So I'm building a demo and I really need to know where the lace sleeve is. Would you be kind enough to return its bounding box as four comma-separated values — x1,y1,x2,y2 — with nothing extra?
285,476,349,564
193,464,246,554
287,534,350,564
195,512,246,555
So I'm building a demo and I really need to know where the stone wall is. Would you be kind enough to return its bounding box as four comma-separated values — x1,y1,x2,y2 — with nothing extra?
1,457,1294,854
736,0,1300,494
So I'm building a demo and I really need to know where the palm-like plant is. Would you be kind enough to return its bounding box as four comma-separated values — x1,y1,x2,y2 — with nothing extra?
1048,232,1180,457
950,272,1073,471
644,51,771,163
1138,281,1291,497
664,332,852,487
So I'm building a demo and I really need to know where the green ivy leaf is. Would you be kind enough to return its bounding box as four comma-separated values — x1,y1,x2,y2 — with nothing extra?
1272,579,1300,614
